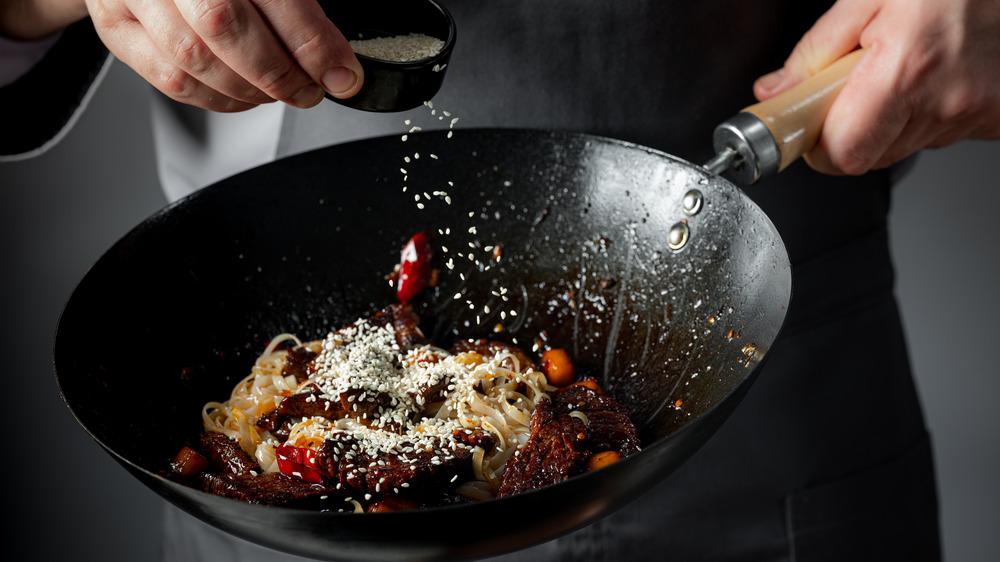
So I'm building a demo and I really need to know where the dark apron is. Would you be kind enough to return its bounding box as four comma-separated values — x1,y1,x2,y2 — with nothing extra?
165,1,941,559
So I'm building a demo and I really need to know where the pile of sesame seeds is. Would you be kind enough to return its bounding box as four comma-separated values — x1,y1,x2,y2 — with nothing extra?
295,318,514,471
349,33,445,62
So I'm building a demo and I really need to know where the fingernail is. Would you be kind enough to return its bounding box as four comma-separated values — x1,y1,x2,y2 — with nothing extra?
756,68,786,94
291,83,324,108
323,66,360,96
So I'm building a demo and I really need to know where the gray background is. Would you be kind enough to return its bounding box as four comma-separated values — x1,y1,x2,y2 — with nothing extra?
1,60,997,560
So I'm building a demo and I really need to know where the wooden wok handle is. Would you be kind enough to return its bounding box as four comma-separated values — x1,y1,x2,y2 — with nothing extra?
745,49,864,171
710,49,864,184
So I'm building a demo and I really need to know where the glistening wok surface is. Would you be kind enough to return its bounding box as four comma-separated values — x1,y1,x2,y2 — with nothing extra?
54,129,790,561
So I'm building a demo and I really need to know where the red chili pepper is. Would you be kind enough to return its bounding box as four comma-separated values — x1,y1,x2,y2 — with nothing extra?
397,231,433,303
275,443,326,484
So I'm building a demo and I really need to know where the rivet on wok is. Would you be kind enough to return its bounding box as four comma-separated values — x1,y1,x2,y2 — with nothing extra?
682,189,704,216
668,221,689,250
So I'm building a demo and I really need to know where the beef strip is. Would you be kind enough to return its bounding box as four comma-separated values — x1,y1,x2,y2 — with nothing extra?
200,472,342,508
276,389,346,420
281,346,318,382
549,385,640,456
256,388,348,441
360,304,428,349
315,434,476,497
496,413,590,497
200,432,259,477
453,427,496,450
390,303,430,347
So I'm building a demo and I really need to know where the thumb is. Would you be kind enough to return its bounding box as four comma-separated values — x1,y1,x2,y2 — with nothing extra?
754,0,877,101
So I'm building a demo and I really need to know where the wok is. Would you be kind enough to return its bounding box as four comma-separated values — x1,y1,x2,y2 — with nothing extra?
54,51,861,561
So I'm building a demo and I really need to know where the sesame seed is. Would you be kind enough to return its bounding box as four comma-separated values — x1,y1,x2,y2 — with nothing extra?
349,33,445,63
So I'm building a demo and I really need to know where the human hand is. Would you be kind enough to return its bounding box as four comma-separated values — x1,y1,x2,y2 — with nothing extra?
753,0,1000,176
84,0,364,112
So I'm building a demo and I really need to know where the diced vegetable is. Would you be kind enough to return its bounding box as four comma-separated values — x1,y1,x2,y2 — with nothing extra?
569,378,602,393
275,443,326,484
397,231,434,303
586,450,622,471
367,496,418,512
171,446,209,477
540,348,575,387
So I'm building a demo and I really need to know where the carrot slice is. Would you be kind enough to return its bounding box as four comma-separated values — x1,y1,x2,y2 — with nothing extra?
569,378,602,393
541,348,575,387
586,450,622,471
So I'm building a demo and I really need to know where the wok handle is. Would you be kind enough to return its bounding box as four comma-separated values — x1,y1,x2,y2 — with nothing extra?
710,49,864,185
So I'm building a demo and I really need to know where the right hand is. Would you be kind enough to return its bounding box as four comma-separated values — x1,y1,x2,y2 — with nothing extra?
85,0,365,111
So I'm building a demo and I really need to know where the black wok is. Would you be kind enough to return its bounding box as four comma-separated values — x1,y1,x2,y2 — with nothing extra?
54,127,790,560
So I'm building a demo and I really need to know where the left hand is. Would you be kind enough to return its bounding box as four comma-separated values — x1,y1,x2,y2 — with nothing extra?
754,0,1000,176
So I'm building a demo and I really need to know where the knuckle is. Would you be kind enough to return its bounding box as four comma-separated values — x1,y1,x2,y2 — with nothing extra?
190,0,240,39
830,148,871,176
253,63,301,100
291,30,325,60
172,33,213,73
938,84,986,123
158,66,198,101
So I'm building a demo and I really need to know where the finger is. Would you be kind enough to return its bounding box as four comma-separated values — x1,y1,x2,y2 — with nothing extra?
91,12,257,112
804,45,909,175
251,0,363,98
175,0,325,108
754,0,878,101
128,0,273,105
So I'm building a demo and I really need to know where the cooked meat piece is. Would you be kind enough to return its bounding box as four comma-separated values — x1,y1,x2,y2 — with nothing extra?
315,434,475,496
281,346,318,382
449,338,537,371
255,410,282,433
200,472,340,507
390,303,430,347
497,413,589,497
338,388,403,431
277,390,346,420
550,385,640,456
358,304,428,349
256,411,295,441
200,432,259,477
453,427,496,450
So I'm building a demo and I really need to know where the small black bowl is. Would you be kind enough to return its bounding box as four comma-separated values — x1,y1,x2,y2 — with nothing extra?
319,0,456,112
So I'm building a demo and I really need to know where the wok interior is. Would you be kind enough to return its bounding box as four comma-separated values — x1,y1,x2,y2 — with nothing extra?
55,129,789,560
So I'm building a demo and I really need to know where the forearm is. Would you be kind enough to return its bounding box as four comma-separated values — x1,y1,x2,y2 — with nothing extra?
0,0,89,41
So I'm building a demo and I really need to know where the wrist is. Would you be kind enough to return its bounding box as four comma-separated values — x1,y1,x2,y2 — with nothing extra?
0,0,89,41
